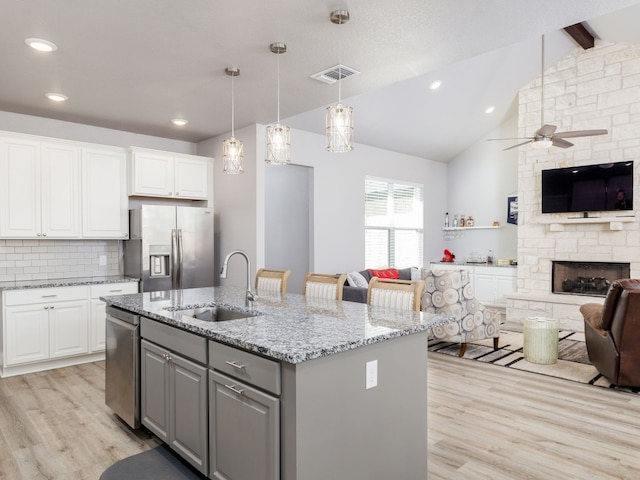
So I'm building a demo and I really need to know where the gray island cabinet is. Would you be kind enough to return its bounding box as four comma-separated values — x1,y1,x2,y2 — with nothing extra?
103,286,454,480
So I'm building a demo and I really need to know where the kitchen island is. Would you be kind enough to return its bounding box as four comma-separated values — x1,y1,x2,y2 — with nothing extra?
103,286,454,480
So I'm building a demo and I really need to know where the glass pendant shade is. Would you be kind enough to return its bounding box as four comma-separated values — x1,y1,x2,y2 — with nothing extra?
326,102,353,152
223,136,244,174
266,122,291,165
223,67,243,174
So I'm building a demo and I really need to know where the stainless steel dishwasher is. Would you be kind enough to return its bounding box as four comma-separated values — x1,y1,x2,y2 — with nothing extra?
105,305,140,429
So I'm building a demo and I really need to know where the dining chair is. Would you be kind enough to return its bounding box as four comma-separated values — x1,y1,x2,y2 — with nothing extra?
302,273,348,300
255,268,292,294
367,277,426,312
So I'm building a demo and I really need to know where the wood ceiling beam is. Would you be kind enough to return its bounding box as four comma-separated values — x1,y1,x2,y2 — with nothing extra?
563,23,595,49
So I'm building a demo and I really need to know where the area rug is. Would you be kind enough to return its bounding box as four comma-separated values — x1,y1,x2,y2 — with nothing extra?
428,329,640,395
100,444,205,480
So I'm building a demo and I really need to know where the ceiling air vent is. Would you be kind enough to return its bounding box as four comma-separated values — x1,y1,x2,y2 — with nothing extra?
311,64,360,84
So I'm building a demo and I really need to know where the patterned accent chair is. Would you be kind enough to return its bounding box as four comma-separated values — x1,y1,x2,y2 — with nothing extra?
422,268,500,357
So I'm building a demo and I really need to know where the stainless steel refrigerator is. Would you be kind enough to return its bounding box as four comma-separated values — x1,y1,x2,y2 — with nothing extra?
124,205,214,292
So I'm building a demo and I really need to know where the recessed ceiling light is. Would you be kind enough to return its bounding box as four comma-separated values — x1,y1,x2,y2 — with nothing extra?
485,106,495,114
46,93,68,102
25,38,58,52
429,80,442,90
171,118,188,126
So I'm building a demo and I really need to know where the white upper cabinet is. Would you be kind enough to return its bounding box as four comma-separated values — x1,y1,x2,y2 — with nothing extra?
81,147,129,239
0,137,80,238
129,147,209,200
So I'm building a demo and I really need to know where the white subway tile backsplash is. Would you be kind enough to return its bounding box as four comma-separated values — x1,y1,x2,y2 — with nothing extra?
0,239,120,283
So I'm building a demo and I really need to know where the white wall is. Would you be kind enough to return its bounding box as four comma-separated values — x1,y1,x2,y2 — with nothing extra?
198,124,263,288
444,109,519,263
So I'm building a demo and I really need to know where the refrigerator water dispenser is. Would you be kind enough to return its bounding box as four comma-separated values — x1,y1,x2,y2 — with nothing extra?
150,254,169,277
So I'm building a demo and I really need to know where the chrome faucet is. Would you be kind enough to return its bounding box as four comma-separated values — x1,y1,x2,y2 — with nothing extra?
220,250,257,307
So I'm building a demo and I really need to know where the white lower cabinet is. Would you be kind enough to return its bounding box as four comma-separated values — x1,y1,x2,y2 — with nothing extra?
1,282,138,377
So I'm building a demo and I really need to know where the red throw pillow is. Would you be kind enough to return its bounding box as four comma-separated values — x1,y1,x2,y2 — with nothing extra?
369,268,400,279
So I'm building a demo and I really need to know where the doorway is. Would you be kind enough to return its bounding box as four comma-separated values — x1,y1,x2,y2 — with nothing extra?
265,164,313,294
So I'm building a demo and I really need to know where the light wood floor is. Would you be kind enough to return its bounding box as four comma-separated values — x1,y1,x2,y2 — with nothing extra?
428,353,640,479
0,361,159,479
1,357,640,479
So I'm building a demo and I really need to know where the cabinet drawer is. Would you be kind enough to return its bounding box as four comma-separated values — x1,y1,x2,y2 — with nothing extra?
140,317,207,365
209,341,281,395
4,286,88,306
91,282,138,299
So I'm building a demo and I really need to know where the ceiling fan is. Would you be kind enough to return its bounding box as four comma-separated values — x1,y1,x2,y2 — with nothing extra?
488,34,607,151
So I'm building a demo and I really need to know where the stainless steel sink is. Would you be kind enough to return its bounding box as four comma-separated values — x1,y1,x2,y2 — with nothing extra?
180,306,259,322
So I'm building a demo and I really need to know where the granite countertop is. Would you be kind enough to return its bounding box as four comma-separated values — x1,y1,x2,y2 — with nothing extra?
0,275,139,291
102,286,455,364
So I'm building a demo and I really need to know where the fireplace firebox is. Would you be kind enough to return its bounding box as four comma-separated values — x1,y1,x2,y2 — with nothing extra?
552,261,630,297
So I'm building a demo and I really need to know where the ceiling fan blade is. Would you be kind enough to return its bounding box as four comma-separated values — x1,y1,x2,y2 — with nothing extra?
552,138,574,148
503,140,532,151
553,129,608,139
486,137,534,141
536,124,557,136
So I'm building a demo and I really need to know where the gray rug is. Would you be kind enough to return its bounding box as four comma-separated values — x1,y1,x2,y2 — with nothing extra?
100,445,205,480
428,329,640,395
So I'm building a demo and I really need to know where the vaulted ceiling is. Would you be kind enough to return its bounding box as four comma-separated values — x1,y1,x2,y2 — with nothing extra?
2,1,640,162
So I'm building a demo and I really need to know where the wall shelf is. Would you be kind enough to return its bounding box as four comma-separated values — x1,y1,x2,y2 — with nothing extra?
442,225,503,239
442,225,503,231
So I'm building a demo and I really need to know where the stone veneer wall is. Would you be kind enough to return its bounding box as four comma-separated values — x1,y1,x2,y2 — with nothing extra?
0,239,120,282
507,40,640,332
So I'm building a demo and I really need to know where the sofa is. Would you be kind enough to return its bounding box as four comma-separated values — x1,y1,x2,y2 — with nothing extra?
342,267,419,303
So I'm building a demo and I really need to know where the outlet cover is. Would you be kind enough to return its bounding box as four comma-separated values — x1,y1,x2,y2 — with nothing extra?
365,360,378,389
99,255,107,266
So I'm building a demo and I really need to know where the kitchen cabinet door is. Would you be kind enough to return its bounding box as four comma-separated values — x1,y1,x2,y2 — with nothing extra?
40,142,81,238
209,370,280,480
170,354,208,474
141,339,171,442
82,147,128,239
4,305,49,365
130,150,174,197
174,155,208,199
0,137,41,238
49,300,89,358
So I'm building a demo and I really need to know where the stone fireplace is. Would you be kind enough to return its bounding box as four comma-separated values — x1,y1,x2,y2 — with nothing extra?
552,261,630,297
504,40,640,332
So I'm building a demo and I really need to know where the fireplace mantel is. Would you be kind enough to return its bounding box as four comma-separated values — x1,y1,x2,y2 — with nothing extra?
538,216,636,232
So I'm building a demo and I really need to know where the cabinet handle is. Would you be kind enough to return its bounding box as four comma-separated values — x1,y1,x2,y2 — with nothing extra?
168,192,173,195
43,233,47,237
109,289,123,293
41,294,57,298
224,360,246,370
37,233,42,237
163,353,173,362
224,384,245,395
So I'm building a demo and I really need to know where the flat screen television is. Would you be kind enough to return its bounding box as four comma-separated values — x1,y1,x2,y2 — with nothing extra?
541,161,634,214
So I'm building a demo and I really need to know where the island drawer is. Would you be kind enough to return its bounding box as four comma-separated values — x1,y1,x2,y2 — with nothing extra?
209,341,281,395
141,317,207,365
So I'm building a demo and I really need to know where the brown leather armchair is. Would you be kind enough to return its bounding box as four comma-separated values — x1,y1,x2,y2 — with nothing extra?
579,279,640,387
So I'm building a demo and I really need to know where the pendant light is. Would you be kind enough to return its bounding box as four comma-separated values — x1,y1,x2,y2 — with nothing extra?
266,42,291,165
326,9,353,153
223,67,244,174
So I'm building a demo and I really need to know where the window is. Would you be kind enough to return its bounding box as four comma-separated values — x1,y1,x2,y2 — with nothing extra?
365,177,423,268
